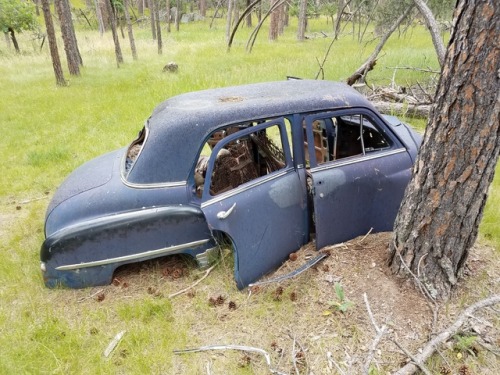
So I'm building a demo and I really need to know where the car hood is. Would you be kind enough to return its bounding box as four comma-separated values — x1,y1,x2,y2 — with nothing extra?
45,149,122,236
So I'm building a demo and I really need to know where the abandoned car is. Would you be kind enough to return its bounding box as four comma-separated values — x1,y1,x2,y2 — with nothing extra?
41,80,422,289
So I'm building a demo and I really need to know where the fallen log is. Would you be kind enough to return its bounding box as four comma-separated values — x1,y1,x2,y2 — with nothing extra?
371,101,431,118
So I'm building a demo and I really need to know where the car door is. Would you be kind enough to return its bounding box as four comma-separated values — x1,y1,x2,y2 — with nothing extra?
200,119,307,289
304,110,413,249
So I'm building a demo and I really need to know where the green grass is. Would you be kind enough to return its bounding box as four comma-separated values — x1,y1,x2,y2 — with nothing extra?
0,13,498,374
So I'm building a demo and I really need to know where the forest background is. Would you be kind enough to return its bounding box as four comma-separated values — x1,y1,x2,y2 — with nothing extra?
0,0,499,373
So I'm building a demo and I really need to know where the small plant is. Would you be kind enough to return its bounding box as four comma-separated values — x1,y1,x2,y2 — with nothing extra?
328,283,354,313
453,334,479,357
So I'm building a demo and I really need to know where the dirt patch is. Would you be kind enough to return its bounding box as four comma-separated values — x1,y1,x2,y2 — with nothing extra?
73,232,499,374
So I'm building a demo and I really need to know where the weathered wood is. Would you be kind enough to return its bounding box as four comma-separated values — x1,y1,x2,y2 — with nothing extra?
389,0,500,299
413,0,446,67
371,101,431,118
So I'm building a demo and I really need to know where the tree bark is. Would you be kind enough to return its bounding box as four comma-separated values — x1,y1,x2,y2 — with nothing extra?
55,0,80,75
7,27,20,53
268,0,279,40
154,0,162,54
245,0,252,27
297,0,307,41
123,0,138,59
413,0,446,67
175,0,180,31
94,0,106,34
105,0,124,66
41,0,67,86
149,0,157,40
389,0,500,300
225,0,234,42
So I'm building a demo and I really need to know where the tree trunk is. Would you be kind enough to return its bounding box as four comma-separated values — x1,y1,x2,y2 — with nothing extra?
123,0,138,59
225,0,233,42
155,0,162,54
106,0,124,66
55,0,80,75
389,0,500,300
413,0,446,67
149,0,157,39
94,0,106,35
175,0,180,31
200,0,206,17
268,0,279,40
41,0,67,86
166,0,171,32
297,0,307,41
7,28,20,53
245,0,252,27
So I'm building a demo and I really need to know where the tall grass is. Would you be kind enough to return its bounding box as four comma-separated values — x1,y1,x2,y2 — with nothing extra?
0,14,498,374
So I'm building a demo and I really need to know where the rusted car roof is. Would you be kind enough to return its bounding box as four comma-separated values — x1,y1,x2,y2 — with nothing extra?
127,80,374,184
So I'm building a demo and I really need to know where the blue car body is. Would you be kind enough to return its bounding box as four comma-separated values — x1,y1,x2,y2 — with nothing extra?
41,80,421,289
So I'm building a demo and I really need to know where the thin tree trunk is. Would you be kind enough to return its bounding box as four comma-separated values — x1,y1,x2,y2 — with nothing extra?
7,28,20,53
155,0,162,54
200,0,206,17
166,0,171,32
41,0,67,86
105,0,124,66
268,0,279,40
123,0,138,59
297,0,307,41
225,0,234,42
94,0,106,34
62,0,83,65
413,0,446,67
245,0,252,27
149,0,157,39
389,0,500,300
55,0,80,75
175,0,180,31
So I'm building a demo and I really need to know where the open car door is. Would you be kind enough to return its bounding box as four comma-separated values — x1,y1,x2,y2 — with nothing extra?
200,119,307,289
304,110,413,249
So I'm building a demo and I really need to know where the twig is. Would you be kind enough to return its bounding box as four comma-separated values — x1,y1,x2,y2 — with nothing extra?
390,338,432,375
173,344,287,375
168,263,217,298
291,336,299,375
385,66,440,74
393,295,500,375
327,351,346,375
17,196,49,204
396,249,439,333
77,288,104,303
363,293,388,374
103,330,126,358
357,228,373,244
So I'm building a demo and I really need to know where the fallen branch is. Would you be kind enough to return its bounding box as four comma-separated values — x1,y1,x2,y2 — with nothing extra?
346,5,414,86
173,344,287,375
370,101,431,118
168,263,217,298
393,295,500,375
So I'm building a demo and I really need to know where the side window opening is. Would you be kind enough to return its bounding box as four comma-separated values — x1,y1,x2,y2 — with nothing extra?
124,127,146,176
306,114,391,166
196,122,287,197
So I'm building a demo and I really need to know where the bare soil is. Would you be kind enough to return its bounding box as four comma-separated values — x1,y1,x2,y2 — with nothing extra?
80,232,499,374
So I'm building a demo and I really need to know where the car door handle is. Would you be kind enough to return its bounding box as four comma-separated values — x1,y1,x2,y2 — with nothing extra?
217,203,236,220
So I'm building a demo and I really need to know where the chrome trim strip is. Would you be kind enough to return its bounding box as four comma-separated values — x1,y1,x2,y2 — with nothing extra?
120,177,187,189
201,168,292,208
310,148,407,173
55,239,210,271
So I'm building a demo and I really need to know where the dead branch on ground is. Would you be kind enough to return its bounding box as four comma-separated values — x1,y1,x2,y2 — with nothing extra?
173,344,287,375
393,295,500,375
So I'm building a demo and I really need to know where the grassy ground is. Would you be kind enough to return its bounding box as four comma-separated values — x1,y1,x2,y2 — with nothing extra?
0,14,498,374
